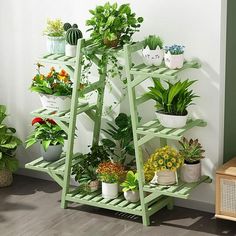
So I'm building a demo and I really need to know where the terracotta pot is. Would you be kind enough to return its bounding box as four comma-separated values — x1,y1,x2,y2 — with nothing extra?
0,169,13,187
181,161,201,183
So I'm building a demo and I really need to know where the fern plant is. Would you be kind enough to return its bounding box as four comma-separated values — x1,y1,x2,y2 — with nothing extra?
146,79,198,116
179,137,205,164
144,35,163,50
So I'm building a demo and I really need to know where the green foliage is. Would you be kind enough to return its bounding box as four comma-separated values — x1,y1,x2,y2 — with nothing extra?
179,137,205,164
44,19,65,37
0,105,22,172
144,35,163,50
101,113,139,166
120,171,139,192
65,26,83,45
145,79,198,116
71,145,110,184
25,119,67,151
86,2,143,47
30,65,73,96
63,22,72,31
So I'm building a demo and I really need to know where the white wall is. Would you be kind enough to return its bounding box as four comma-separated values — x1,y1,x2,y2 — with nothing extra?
0,0,227,211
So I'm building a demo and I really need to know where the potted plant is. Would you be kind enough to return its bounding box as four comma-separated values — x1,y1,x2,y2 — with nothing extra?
144,146,183,185
179,137,205,183
97,161,124,199
86,2,143,48
142,35,164,66
72,145,110,192
120,171,139,202
164,45,185,69
25,117,67,162
64,23,83,57
101,113,139,168
44,19,65,54
0,105,22,187
145,79,198,128
31,64,73,111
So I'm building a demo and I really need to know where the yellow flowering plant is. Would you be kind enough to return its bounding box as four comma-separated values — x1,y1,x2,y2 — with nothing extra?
144,146,184,182
30,64,73,96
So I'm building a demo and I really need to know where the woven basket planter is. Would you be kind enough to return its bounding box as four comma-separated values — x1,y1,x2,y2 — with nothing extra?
0,169,13,187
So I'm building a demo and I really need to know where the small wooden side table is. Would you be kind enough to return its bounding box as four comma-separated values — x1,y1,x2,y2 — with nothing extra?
216,157,236,221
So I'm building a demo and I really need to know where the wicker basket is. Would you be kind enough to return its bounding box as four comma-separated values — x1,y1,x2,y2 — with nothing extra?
0,169,13,187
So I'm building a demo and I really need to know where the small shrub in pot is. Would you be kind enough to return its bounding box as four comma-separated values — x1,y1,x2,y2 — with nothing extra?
164,45,185,69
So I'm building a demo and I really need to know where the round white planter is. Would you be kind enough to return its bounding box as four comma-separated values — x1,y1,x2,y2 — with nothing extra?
39,94,71,111
164,51,184,69
181,162,201,183
124,190,140,203
46,36,65,54
102,182,118,199
156,170,177,185
157,112,188,128
142,46,164,66
40,144,63,162
65,44,77,57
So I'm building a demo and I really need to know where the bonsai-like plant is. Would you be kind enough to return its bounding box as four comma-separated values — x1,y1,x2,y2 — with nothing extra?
146,79,198,116
144,146,183,182
179,137,205,164
120,171,138,192
101,113,138,166
86,2,143,47
144,35,163,50
165,45,185,55
31,64,73,96
72,145,110,184
25,117,67,151
0,105,22,173
44,19,65,37
97,161,125,183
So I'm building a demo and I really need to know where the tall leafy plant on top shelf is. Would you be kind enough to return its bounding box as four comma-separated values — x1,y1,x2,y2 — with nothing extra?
145,79,198,129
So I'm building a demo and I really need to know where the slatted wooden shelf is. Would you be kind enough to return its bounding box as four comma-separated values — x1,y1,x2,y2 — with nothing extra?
143,176,212,199
136,118,207,141
130,60,200,80
31,103,96,122
38,53,77,66
65,190,170,217
25,153,80,175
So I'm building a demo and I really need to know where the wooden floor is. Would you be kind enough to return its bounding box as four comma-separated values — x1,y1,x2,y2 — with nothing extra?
0,175,236,236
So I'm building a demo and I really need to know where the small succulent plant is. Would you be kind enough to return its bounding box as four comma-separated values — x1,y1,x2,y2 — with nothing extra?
179,137,205,164
144,35,163,50
165,45,185,55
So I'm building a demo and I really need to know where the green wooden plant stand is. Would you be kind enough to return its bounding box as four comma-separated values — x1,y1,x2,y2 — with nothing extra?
26,39,211,226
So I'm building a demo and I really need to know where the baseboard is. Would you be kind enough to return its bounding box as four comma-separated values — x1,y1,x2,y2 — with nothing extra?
174,198,215,213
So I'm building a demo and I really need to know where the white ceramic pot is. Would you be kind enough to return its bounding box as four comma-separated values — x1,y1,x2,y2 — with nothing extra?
164,51,184,69
40,144,63,162
157,112,188,128
46,36,65,54
65,44,77,57
102,182,118,199
142,46,164,66
153,170,177,185
89,180,100,192
39,94,71,111
124,190,140,203
181,162,201,183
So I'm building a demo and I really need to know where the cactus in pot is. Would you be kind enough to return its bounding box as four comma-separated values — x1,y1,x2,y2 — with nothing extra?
64,23,83,57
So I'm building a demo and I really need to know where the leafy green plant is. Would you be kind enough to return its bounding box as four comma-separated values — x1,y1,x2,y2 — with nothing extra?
86,2,143,47
120,171,139,192
25,117,67,151
97,161,125,183
72,145,110,184
44,19,65,37
144,35,163,50
179,137,205,164
101,113,139,166
0,105,22,172
30,64,73,96
145,79,198,116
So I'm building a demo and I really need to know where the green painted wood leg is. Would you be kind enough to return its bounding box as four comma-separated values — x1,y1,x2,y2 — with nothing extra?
142,214,150,226
167,197,174,210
